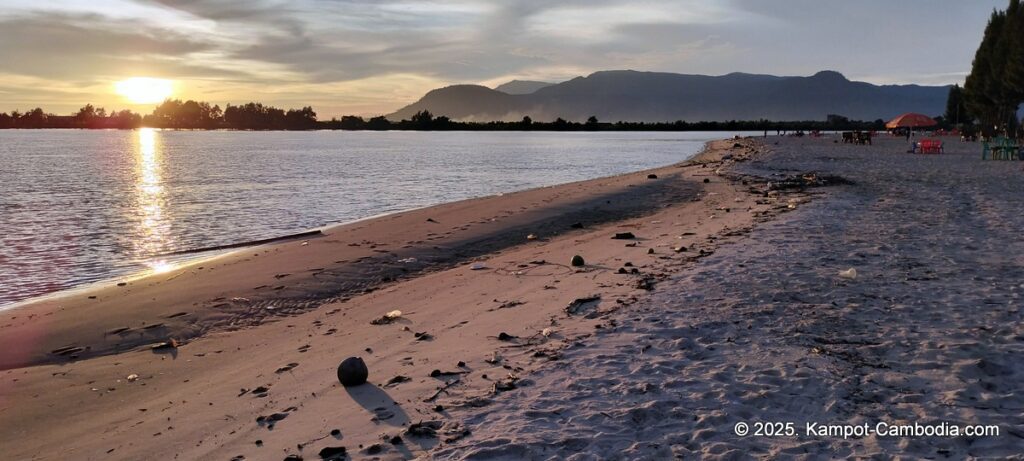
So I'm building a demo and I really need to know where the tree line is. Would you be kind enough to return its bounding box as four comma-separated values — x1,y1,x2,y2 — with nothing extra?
0,100,888,132
963,0,1024,135
0,99,318,130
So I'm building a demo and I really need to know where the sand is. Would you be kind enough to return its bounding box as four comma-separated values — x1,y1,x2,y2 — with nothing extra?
430,136,1024,459
2,135,1020,459
0,138,773,459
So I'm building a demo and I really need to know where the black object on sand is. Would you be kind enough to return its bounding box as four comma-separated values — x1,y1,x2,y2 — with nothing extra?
337,357,369,387
570,255,585,266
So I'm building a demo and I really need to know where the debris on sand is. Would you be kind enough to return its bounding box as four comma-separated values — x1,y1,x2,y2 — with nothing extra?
318,446,347,460
429,369,465,378
385,375,411,387
275,363,299,373
570,255,585,267
565,295,601,315
839,268,858,280
255,412,289,425
635,277,656,291
492,375,519,393
150,339,179,351
406,421,443,438
612,232,636,240
768,172,853,191
470,262,488,270
370,310,403,325
526,233,538,241
496,299,524,309
51,345,85,356
337,357,369,387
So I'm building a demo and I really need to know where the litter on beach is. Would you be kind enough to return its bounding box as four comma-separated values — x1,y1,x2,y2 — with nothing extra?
470,263,488,270
838,268,858,279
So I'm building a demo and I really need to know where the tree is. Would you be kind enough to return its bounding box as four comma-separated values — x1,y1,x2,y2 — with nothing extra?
964,0,1024,134
944,84,971,127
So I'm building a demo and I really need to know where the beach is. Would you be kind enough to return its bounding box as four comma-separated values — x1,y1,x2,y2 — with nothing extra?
2,136,1022,459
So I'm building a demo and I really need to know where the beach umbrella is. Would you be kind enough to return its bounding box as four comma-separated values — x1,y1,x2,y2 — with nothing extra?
885,113,938,129
886,113,938,148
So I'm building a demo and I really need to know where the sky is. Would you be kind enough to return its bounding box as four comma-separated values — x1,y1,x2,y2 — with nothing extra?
0,0,1008,117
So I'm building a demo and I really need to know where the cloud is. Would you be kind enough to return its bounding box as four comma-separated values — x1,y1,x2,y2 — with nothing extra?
0,0,1007,116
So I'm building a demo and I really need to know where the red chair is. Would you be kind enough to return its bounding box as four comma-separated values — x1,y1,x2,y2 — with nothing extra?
918,139,943,154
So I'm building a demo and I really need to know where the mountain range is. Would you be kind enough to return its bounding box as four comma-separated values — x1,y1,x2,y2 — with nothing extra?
387,70,950,122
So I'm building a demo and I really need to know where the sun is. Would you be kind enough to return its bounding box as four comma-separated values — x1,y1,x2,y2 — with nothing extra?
115,77,174,104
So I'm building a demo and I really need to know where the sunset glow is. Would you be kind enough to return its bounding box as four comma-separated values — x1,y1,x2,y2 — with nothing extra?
115,77,174,104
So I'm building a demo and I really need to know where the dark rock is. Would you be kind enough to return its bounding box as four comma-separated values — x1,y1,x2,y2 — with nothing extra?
612,232,636,240
647,174,658,179
337,357,369,387
570,222,584,229
497,332,517,341
330,429,341,437
364,444,383,455
283,455,303,461
647,248,654,254
570,255,585,267
318,446,347,460
703,178,710,183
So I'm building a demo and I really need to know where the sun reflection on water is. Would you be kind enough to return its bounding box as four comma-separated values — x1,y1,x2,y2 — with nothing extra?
134,128,176,274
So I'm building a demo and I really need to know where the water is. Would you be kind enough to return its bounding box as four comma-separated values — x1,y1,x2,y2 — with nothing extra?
0,129,753,305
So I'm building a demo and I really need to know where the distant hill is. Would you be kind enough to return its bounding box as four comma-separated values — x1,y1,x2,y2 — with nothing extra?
493,80,553,95
388,70,950,122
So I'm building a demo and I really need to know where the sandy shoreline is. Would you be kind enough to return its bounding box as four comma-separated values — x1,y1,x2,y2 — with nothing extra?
0,142,711,370
0,137,787,459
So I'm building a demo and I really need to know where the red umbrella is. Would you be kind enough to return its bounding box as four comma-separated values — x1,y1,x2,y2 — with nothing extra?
885,113,937,129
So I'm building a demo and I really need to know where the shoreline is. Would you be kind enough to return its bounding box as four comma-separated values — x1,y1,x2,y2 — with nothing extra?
0,137,801,459
0,139,726,370
2,132,720,309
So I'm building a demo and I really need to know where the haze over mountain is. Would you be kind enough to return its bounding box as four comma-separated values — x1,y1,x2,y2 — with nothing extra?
389,70,950,122
493,80,554,95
